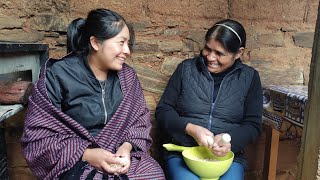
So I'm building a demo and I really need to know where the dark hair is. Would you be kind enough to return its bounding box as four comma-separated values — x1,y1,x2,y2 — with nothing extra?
205,19,246,54
67,8,135,54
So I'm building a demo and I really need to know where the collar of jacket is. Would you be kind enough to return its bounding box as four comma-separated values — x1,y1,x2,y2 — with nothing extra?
76,53,119,86
76,53,99,79
196,55,244,80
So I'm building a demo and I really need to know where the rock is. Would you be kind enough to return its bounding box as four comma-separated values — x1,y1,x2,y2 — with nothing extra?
133,42,159,52
159,40,190,53
165,19,180,28
56,38,67,46
154,28,164,36
186,30,207,44
257,33,285,47
246,34,259,49
52,0,71,12
164,28,181,36
293,32,314,48
29,14,70,32
183,39,201,52
248,47,310,85
0,16,23,29
144,94,157,113
138,75,168,94
44,32,60,38
127,63,169,93
131,21,152,32
130,54,163,68
0,29,44,42
249,59,304,85
160,57,184,75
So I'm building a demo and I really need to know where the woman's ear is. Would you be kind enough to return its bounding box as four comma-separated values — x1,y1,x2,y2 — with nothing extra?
90,36,100,51
235,47,245,59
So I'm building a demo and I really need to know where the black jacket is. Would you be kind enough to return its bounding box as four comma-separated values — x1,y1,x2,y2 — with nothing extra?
155,56,263,167
46,54,123,136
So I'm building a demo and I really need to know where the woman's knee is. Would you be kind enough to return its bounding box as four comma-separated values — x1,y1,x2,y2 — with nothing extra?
165,157,199,180
219,162,244,180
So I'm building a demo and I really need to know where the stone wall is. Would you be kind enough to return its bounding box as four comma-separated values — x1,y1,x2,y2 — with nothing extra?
1,0,318,86
1,0,318,91
0,0,319,179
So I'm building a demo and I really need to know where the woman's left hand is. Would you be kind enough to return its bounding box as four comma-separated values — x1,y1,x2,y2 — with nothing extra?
210,133,231,157
115,142,132,174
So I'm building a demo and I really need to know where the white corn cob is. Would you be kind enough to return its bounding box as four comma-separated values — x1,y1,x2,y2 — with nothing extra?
220,133,231,144
206,135,214,146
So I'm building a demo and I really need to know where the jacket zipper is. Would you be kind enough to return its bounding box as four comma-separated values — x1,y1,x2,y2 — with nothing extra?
207,82,215,130
99,81,108,124
206,67,241,130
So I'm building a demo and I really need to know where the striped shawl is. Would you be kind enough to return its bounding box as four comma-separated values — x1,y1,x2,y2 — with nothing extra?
21,59,164,179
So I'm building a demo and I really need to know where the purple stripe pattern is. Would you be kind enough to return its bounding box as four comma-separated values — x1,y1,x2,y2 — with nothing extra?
21,59,165,179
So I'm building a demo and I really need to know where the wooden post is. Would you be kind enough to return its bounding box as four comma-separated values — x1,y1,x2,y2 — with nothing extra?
263,125,280,180
298,1,320,179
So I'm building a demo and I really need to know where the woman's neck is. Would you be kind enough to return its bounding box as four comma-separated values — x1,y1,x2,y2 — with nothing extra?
87,54,108,80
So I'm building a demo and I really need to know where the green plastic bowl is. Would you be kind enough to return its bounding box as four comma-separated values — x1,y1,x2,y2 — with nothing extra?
163,144,234,180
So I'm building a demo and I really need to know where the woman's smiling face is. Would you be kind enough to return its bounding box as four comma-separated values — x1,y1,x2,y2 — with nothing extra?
202,39,243,74
92,25,131,71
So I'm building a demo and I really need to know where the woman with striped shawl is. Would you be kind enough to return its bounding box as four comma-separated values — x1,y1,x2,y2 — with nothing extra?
21,8,165,180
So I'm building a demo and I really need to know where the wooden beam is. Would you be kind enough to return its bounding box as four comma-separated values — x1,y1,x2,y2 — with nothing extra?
263,125,280,180
298,1,320,179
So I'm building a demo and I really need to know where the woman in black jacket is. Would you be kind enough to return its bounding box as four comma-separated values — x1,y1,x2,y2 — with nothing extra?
155,19,263,180
22,8,165,179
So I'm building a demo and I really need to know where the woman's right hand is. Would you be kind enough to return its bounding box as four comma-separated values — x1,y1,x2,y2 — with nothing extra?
82,148,123,174
185,123,214,147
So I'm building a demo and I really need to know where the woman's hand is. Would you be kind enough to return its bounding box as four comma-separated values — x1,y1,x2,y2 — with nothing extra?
82,148,122,174
115,142,132,174
210,133,231,157
185,123,214,147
